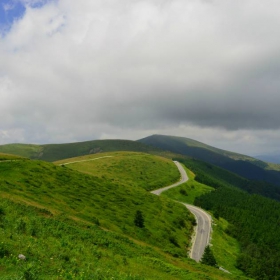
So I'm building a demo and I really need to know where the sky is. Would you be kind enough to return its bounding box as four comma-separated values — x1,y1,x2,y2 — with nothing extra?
0,0,280,156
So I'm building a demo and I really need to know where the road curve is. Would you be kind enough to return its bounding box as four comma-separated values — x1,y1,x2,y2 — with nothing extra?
150,161,189,195
183,203,212,261
151,161,212,262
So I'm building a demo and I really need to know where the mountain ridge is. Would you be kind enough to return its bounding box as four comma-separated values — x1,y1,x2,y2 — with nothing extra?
138,134,280,186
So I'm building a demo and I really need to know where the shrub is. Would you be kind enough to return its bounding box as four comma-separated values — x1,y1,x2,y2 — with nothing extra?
134,210,144,228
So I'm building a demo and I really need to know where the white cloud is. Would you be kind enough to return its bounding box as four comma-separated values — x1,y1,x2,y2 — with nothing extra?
1,0,280,155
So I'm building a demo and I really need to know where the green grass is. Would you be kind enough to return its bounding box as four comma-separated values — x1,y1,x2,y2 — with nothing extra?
162,166,214,204
0,139,186,163
161,164,245,277
0,140,166,162
211,217,244,276
56,152,180,191
0,153,25,161
0,144,42,159
0,155,238,279
0,198,235,279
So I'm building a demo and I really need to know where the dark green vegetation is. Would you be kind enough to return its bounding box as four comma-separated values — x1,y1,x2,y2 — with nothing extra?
177,158,280,201
200,246,218,268
139,134,280,187
0,156,234,279
0,140,169,162
195,187,280,280
56,152,180,191
134,210,145,228
162,156,280,279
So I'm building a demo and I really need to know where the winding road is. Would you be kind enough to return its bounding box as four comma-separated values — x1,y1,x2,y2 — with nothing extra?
59,157,211,262
151,161,212,262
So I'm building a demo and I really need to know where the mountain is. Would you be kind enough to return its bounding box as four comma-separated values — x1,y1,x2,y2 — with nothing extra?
0,139,169,162
138,134,280,186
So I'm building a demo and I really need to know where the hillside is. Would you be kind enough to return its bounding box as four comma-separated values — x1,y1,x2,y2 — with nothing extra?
161,159,280,279
0,152,25,160
55,152,180,191
195,187,280,279
0,139,181,162
138,135,280,187
0,154,235,279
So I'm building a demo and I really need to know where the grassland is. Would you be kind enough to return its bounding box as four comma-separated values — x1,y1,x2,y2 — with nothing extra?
161,164,245,277
0,197,237,279
0,155,234,279
161,166,214,204
211,217,243,275
56,152,180,191
0,140,166,162
0,153,240,279
0,144,42,159
0,153,25,161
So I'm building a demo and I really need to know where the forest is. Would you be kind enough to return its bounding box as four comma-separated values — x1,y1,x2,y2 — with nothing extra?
195,187,280,279
177,158,280,279
179,158,280,201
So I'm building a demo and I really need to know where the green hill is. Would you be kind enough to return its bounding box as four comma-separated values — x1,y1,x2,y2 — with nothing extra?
138,135,280,188
55,152,181,191
0,139,179,162
0,152,25,160
0,153,235,279
161,159,280,279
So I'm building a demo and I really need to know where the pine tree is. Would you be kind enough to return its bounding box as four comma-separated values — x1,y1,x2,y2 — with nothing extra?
201,245,218,268
134,210,144,228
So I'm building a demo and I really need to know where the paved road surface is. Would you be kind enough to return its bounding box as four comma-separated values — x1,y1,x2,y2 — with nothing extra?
151,161,212,262
150,161,189,195
59,156,114,165
183,203,212,261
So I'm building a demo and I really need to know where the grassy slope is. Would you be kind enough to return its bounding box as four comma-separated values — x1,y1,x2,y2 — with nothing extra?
162,166,214,204
161,163,245,277
0,144,42,159
0,153,25,160
138,135,280,185
211,217,243,275
55,152,180,191
0,156,237,279
0,140,177,162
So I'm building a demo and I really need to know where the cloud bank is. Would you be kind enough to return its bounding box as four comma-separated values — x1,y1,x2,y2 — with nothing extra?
1,0,280,155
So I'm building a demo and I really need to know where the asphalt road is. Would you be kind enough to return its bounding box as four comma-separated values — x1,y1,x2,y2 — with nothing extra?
150,161,189,195
59,156,114,165
151,161,212,262
183,203,212,261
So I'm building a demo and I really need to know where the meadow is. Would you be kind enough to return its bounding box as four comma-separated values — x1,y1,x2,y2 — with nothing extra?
56,152,180,191
0,153,244,279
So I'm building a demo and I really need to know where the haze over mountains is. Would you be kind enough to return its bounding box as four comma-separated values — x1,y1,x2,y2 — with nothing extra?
255,154,280,164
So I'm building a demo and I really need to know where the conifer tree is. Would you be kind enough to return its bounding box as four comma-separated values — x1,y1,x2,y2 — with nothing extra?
201,245,218,268
134,210,144,228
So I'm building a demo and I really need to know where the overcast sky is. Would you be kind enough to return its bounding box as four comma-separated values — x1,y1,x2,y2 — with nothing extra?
0,0,280,156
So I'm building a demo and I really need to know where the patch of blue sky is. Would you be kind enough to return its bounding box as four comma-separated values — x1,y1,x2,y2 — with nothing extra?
0,0,56,37
30,0,57,9
0,0,26,35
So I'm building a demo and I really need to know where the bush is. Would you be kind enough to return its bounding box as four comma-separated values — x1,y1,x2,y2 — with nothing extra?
134,210,144,228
